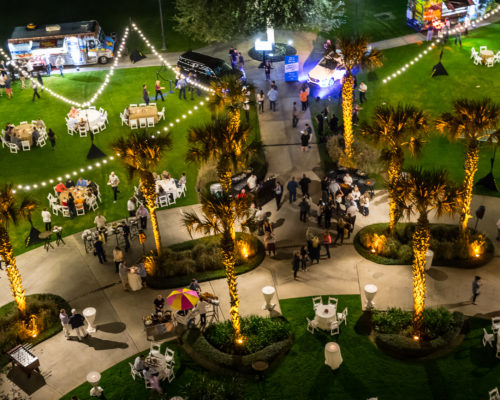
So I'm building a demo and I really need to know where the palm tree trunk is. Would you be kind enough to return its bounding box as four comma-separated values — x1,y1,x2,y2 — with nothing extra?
388,154,402,234
140,172,162,256
217,164,233,194
0,228,27,316
411,215,430,336
461,140,479,235
221,225,242,342
342,74,354,160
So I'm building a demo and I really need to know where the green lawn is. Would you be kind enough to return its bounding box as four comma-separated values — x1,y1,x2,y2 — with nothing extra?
311,23,500,196
61,295,500,400
0,66,211,255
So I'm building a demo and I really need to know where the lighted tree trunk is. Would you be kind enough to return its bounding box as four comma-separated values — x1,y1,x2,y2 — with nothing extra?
342,74,354,160
140,172,162,256
387,152,403,234
460,141,479,236
0,228,27,316
221,224,242,342
411,215,430,335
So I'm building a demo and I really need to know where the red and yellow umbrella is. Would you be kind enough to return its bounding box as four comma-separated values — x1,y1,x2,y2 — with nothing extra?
167,288,199,311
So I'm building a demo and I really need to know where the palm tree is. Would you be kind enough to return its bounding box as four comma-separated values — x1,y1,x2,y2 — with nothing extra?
112,131,172,256
0,184,38,315
436,98,500,236
186,116,257,193
361,104,428,233
391,167,460,336
325,37,382,164
182,190,255,343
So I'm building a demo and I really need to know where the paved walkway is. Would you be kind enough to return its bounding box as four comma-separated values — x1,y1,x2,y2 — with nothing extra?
1,27,500,400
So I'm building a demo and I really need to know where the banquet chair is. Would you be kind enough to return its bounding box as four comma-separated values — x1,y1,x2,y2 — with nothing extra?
37,136,47,147
150,103,156,106
95,183,102,202
158,195,169,208
330,321,340,336
328,297,338,307
128,362,143,381
102,110,109,125
67,124,75,135
130,104,137,107
480,46,487,52
157,107,165,121
164,347,175,366
312,296,322,310
139,103,147,107
147,117,155,127
76,204,85,216
120,113,128,126
91,124,100,135
139,118,147,128
130,119,138,130
491,317,500,333
31,120,38,124
50,203,61,216
179,183,187,197
164,366,175,383
47,193,57,203
470,47,477,58
98,118,106,132
494,51,500,63
79,126,88,137
19,121,27,125
306,317,318,334
1,136,7,148
489,387,500,400
145,379,152,389
21,141,30,151
337,307,348,326
167,191,176,205
99,107,105,114
88,106,96,110
60,206,70,218
486,57,494,67
482,328,495,347
473,55,482,65
149,341,162,357
88,195,99,211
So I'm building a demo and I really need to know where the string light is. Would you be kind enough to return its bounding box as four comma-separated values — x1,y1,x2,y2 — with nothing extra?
382,5,500,84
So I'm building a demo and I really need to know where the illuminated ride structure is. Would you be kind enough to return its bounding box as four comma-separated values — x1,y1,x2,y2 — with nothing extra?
406,0,495,31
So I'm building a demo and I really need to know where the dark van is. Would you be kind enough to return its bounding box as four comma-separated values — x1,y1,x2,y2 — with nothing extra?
177,51,241,81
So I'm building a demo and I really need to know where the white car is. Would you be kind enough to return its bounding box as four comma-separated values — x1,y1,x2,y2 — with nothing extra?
307,52,346,87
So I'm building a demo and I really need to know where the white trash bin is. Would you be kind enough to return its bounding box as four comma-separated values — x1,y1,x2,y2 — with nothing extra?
425,250,434,271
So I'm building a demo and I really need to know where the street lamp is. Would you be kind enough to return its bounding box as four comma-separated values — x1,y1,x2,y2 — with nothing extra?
158,0,166,51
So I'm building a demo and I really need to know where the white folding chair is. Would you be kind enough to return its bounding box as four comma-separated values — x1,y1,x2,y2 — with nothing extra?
474,55,482,66
328,297,338,307
130,119,138,130
145,379,152,389
88,106,96,110
21,141,30,151
99,107,105,114
167,191,176,205
67,124,75,135
79,126,88,137
149,102,156,106
1,136,7,148
157,106,165,121
50,203,61,216
158,195,169,208
490,387,500,400
76,204,85,216
337,307,348,326
129,362,142,380
180,183,186,197
91,124,100,135
139,103,147,107
164,366,175,383
19,121,27,125
494,51,500,63
9,143,19,153
480,46,487,52
139,118,147,128
470,47,477,59
130,104,137,107
60,206,70,218
37,136,47,147
149,341,161,357
164,347,175,366
87,195,99,211
147,117,155,127
330,321,340,336
491,317,500,333
31,120,37,124
306,317,318,334
482,328,495,347
486,57,494,67
98,118,106,132
120,112,127,126
312,296,322,310
47,193,56,203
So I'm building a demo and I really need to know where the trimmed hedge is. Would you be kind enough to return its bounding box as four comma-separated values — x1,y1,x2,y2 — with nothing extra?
355,223,495,268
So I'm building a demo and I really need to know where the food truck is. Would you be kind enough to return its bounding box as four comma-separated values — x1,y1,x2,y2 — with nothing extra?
406,0,495,31
7,20,115,69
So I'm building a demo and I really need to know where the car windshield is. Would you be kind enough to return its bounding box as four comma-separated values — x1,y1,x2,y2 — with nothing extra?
213,62,233,76
319,57,338,70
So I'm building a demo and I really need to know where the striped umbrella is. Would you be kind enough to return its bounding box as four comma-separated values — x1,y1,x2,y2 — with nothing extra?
167,288,199,311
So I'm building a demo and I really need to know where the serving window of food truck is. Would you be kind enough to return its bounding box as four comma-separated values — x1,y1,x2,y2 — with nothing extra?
8,20,115,69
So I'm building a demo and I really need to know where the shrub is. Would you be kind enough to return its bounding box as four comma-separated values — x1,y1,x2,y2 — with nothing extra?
380,237,400,258
372,308,412,334
422,307,455,339
182,376,244,400
396,244,413,263
327,136,382,174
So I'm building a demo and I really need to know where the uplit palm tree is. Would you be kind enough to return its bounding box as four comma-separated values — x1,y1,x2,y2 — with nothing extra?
436,98,500,236
391,167,460,336
187,116,258,193
182,190,255,343
361,104,428,233
112,131,172,256
325,37,382,164
0,184,38,315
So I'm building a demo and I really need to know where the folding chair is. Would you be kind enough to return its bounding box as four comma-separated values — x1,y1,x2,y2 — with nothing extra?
480,46,487,52
67,124,75,135
490,387,500,400
88,106,96,110
129,362,142,380
330,321,340,336
60,206,70,218
158,195,169,208
37,136,47,147
139,118,147,128
328,297,338,307
306,317,318,334
79,126,88,137
76,204,85,216
91,124,100,135
486,57,494,67
157,106,165,121
147,117,155,127
21,141,30,151
19,121,28,125
9,143,18,153
130,104,137,107
149,341,161,357
482,328,494,347
139,103,147,107
164,347,175,366
337,307,348,326
99,107,105,114
492,317,500,333
130,119,138,130
312,296,322,310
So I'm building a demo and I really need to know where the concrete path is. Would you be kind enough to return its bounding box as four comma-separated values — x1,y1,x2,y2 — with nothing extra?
1,25,500,400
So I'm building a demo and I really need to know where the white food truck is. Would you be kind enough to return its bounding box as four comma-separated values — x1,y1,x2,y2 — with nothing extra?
8,20,115,69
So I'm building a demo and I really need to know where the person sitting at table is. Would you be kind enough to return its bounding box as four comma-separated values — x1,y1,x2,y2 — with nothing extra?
76,177,88,187
31,128,40,146
55,181,67,193
154,295,165,313
67,193,76,219
66,178,75,188
178,172,186,187
11,134,22,149
161,170,170,180
246,173,257,191
158,185,166,196
152,172,160,181
35,118,46,131
5,123,15,136
86,179,98,196
69,107,78,118
189,278,202,293
343,173,353,186
351,185,361,202
133,355,145,373
4,129,11,142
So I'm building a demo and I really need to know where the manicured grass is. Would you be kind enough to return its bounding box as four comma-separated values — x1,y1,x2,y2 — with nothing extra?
62,295,500,400
0,66,211,255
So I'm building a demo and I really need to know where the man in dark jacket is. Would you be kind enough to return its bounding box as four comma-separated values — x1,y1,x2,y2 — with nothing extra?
94,238,106,264
299,197,310,222
287,177,299,203
299,174,311,196
69,309,88,340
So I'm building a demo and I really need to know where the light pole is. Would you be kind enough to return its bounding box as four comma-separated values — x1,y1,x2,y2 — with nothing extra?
158,0,166,51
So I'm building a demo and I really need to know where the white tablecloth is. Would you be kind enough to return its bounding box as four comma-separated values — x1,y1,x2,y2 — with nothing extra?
324,342,343,369
68,109,102,129
128,272,142,291
156,179,178,196
315,304,337,330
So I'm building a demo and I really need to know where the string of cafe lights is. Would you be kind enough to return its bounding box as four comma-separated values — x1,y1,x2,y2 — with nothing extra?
382,4,500,84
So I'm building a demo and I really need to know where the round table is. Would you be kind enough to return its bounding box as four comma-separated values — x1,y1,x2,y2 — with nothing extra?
262,286,276,310
14,124,34,145
364,284,378,309
480,49,494,63
324,342,343,370
128,271,143,291
86,371,103,397
83,307,97,333
315,304,337,330
69,109,101,127
58,187,87,206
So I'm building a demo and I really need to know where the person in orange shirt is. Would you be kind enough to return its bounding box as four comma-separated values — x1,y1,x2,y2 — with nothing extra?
55,181,67,193
299,89,308,111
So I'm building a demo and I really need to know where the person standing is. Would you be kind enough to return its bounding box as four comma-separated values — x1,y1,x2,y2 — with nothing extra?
118,261,130,291
94,237,106,264
127,198,136,217
177,77,187,100
142,84,150,106
113,246,124,273
299,174,311,196
454,23,462,47
359,82,367,104
292,251,300,280
197,299,207,327
264,232,276,256
108,171,120,203
136,204,148,230
301,129,311,152
4,76,13,100
268,86,278,112
360,194,370,216
154,295,165,313
121,221,131,252
154,80,164,101
67,193,76,219
329,114,339,135
292,102,299,128
316,111,325,140
287,177,298,204
264,60,271,80
472,276,482,305
333,217,345,246
256,90,265,113
32,81,41,102
274,181,283,210
41,207,52,231
299,197,310,222
69,309,87,341
299,88,308,111
55,55,65,77
323,230,332,259
59,309,72,339
311,236,320,264
94,213,107,230
45,55,52,76
300,245,308,271
48,128,56,150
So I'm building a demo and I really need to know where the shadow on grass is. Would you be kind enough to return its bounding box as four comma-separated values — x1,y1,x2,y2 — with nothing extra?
354,311,373,335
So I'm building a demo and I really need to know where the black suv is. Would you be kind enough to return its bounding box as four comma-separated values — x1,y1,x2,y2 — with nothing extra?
177,51,241,82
